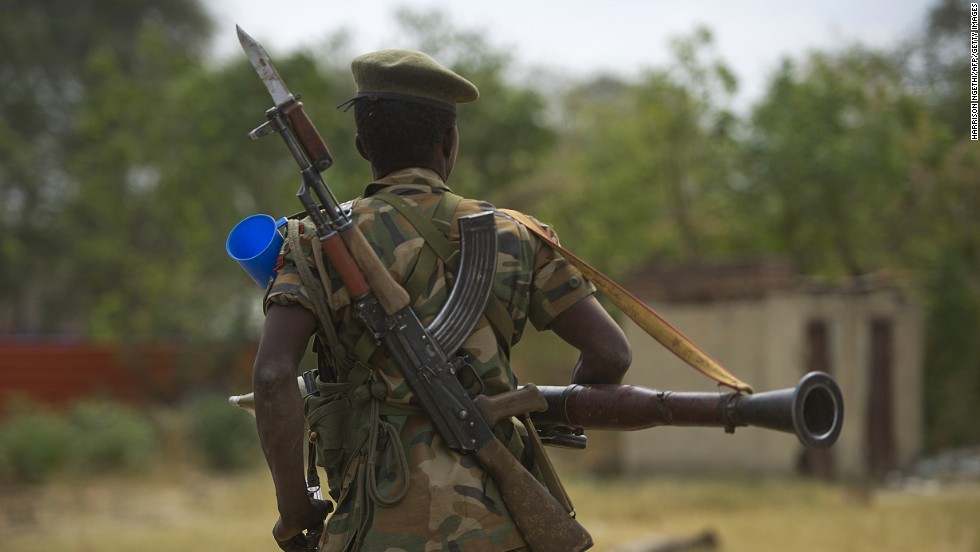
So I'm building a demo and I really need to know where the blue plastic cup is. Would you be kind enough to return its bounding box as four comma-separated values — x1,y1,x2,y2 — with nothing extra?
226,214,288,288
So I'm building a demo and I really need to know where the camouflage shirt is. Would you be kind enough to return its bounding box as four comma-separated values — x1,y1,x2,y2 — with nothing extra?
265,168,594,552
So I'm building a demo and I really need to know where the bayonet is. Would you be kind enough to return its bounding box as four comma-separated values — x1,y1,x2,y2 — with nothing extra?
237,25,293,106
238,25,334,172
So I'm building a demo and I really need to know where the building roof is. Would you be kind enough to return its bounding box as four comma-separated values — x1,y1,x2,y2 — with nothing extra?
621,258,906,304
622,258,797,303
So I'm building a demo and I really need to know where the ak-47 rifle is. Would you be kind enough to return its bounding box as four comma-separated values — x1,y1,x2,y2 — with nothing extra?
236,27,592,552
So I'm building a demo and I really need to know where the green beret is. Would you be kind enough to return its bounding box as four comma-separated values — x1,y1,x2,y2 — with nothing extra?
347,50,479,113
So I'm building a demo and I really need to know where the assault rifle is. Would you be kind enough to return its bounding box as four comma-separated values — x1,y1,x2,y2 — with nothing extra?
237,27,592,552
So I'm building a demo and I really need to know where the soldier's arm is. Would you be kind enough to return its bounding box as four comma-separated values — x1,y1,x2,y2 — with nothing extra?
549,295,631,385
253,303,322,541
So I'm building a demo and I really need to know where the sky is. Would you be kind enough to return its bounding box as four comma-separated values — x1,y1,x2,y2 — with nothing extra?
204,0,937,109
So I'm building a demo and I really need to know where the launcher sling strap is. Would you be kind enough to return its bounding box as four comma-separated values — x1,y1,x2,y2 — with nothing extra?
500,209,754,394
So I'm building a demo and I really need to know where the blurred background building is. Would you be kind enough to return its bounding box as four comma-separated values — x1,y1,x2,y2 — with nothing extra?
620,259,923,480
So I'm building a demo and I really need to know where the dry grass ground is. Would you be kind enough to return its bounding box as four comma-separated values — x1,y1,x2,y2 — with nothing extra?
2,463,978,552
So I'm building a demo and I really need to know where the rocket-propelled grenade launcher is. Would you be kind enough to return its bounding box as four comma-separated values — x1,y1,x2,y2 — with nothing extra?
533,371,844,450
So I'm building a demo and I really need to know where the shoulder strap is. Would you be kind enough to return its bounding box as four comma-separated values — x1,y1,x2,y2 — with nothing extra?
373,191,460,263
499,209,753,393
287,219,350,374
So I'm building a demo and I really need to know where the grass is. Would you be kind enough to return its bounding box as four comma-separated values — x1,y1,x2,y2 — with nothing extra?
569,475,980,551
2,463,978,552
0,462,278,552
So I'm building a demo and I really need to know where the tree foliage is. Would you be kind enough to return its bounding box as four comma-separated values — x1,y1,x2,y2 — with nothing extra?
739,1,979,449
0,3,553,341
911,0,980,450
0,0,212,335
533,28,742,277
744,47,943,277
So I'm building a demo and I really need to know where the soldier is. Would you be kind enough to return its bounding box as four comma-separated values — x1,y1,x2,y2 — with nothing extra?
252,49,632,552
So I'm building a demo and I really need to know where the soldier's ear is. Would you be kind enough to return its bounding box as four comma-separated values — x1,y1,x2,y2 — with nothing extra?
442,125,459,161
355,134,370,161
442,124,459,178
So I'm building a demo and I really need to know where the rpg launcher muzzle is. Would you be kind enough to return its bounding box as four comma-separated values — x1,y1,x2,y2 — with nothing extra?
533,371,844,450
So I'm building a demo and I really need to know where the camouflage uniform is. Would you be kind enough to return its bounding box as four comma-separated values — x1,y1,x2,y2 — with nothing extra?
265,167,594,551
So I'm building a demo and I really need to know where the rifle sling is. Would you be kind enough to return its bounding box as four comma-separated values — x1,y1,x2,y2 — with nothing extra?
287,218,350,374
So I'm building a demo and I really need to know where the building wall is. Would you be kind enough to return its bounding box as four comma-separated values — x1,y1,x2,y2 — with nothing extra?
620,286,922,480
894,298,924,472
0,341,257,411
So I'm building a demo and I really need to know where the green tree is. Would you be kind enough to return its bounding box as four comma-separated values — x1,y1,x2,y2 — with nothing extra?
908,0,972,136
746,7,980,450
0,2,565,342
0,0,212,335
71,45,366,341
533,28,742,277
744,47,940,277
0,1,369,341
907,0,980,450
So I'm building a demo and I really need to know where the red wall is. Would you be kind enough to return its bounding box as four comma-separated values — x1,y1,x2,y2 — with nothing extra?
0,341,255,410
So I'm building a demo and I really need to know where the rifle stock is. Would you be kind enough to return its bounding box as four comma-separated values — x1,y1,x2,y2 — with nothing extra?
475,439,592,551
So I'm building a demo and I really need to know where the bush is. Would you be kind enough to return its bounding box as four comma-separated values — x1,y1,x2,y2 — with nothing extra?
0,394,261,480
68,400,157,474
186,393,260,471
0,399,71,484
